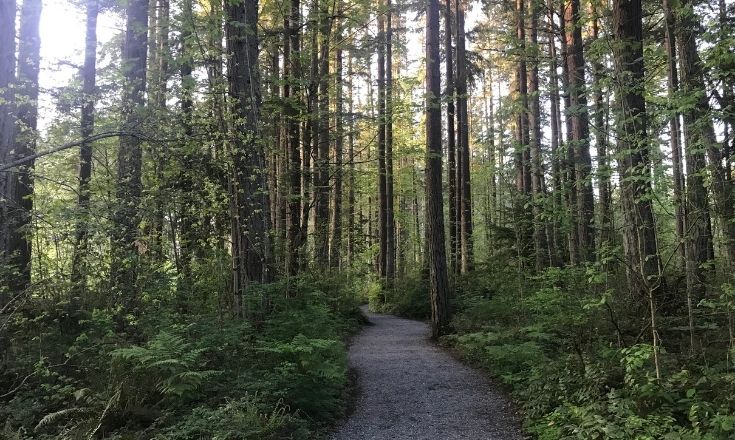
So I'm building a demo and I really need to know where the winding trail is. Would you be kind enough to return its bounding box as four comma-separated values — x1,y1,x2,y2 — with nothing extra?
330,306,524,440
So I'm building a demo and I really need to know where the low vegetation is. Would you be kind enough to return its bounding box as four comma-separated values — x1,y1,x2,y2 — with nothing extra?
1,275,362,439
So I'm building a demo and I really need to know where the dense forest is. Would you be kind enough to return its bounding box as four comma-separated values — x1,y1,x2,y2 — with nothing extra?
1,0,735,437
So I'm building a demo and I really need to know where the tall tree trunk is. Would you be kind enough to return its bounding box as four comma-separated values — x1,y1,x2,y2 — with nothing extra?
514,0,532,264
225,0,272,316
111,0,147,310
455,0,473,272
4,0,41,294
559,2,578,264
385,0,396,284
426,0,451,338
547,1,564,265
590,5,612,248
662,0,686,266
330,1,344,269
177,0,199,283
528,0,544,270
613,0,664,379
286,0,303,275
612,0,663,297
301,8,317,268
314,0,332,267
564,0,594,261
347,50,356,262
0,0,16,304
377,5,388,279
71,0,99,294
678,0,717,306
484,68,496,238
444,0,458,273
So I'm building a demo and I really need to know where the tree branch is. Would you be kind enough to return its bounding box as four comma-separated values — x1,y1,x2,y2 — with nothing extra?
0,131,135,172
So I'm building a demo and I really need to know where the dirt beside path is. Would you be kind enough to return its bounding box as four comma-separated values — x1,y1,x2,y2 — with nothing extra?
329,306,524,440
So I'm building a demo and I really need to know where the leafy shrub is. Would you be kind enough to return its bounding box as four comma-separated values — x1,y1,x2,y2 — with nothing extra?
254,334,347,421
446,263,735,440
381,275,431,319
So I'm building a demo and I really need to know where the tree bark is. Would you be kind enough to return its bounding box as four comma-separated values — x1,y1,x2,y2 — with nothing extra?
426,0,451,338
71,0,99,294
455,0,473,273
612,0,663,297
314,0,332,267
528,0,545,270
514,0,532,264
111,0,147,310
558,2,578,264
330,1,344,269
385,0,396,284
590,6,612,249
285,0,303,275
4,0,41,294
0,0,16,300
445,0,458,273
225,0,272,316
547,1,564,265
564,0,594,261
377,5,388,279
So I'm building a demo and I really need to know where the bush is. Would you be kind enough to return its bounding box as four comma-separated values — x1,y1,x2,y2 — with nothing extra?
445,262,735,440
1,275,361,439
374,275,431,320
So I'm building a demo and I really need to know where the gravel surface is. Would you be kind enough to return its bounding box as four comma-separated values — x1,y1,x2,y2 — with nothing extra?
329,306,524,440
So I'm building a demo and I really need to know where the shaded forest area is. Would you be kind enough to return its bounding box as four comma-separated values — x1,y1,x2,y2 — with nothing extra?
1,0,735,437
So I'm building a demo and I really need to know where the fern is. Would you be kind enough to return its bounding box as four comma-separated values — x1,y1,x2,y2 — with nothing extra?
112,331,219,399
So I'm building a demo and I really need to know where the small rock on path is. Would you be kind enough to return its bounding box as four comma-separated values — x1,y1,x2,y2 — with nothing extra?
330,306,524,440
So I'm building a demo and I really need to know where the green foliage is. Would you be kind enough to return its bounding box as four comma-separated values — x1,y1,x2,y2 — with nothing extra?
111,331,220,399
1,275,361,439
156,395,310,440
444,261,735,440
254,335,347,421
377,275,431,319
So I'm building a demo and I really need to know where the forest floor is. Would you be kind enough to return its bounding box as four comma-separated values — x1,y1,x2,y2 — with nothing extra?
329,306,524,440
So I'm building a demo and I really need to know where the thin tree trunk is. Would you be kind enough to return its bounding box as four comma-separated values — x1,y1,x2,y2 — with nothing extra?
330,1,344,269
71,0,99,294
314,0,332,267
528,0,544,271
558,3,578,264
514,0,532,264
347,50,356,262
385,0,396,284
663,0,685,266
547,1,564,265
455,0,473,272
377,4,388,279
286,0,303,275
444,0,458,273
591,6,612,248
426,0,451,338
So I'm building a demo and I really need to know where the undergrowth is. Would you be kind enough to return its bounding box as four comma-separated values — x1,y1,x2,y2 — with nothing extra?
441,260,735,439
0,273,363,439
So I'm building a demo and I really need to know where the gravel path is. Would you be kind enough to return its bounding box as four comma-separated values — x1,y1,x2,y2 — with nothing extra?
329,306,524,440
